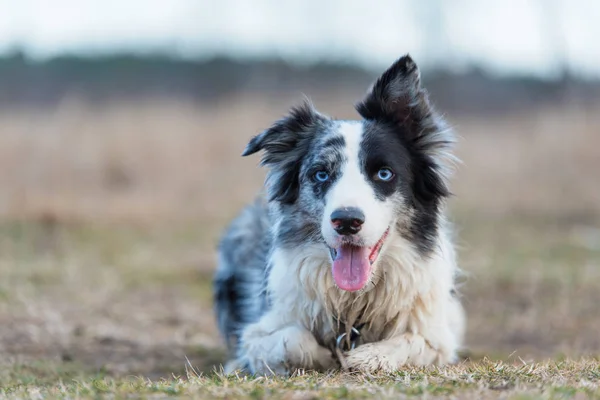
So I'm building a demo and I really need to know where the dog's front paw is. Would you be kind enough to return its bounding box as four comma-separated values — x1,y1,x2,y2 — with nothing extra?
344,335,443,373
344,343,403,374
244,344,336,376
245,355,291,377
240,322,338,376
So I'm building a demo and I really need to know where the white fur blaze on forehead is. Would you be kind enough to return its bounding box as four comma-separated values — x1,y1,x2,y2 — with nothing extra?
331,121,365,210
338,121,363,169
321,121,393,247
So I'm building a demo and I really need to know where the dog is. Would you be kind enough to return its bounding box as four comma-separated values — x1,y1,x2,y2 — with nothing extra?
213,54,465,375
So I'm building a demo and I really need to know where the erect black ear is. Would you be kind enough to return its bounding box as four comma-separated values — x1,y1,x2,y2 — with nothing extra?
356,54,424,123
357,54,456,205
242,100,327,204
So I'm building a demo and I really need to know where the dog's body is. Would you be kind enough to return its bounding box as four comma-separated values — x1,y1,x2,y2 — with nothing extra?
213,55,465,375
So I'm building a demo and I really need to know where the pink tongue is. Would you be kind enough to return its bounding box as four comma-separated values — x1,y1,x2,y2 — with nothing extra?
332,245,371,292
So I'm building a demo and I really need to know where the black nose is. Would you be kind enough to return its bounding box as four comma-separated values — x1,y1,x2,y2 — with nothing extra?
330,207,365,235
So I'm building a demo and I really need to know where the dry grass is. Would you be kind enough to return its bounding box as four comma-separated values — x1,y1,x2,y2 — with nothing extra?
3,359,600,399
0,96,599,398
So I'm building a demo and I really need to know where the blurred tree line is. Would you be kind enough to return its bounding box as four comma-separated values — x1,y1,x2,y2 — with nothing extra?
0,49,597,115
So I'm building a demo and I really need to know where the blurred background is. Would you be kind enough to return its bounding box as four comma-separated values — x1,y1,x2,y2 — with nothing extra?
0,0,599,382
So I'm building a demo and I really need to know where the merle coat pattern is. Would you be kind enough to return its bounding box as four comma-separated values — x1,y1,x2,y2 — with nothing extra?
213,54,465,375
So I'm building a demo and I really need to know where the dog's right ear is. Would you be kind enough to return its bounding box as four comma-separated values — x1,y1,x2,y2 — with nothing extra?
241,101,327,204
241,130,270,157
240,101,325,165
241,135,264,157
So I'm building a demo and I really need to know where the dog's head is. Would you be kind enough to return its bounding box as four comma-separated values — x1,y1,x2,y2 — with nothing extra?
242,55,454,292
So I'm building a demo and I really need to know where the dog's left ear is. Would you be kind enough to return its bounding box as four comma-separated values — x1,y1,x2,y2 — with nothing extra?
357,54,455,203
356,54,425,123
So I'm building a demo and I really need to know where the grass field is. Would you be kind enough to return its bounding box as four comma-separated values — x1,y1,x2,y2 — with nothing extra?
0,97,599,398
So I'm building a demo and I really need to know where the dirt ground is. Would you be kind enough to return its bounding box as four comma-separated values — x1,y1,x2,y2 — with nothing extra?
0,98,599,395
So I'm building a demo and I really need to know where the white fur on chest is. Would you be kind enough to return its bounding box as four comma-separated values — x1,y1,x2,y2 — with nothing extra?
267,226,457,349
234,215,463,375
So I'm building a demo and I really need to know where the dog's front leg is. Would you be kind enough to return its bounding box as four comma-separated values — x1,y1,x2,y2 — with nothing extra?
235,312,337,376
344,332,453,374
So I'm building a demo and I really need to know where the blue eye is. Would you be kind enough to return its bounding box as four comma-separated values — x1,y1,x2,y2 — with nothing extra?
314,170,329,182
376,168,394,181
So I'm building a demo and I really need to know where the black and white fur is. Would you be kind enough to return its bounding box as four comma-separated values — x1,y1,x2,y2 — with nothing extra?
213,55,465,375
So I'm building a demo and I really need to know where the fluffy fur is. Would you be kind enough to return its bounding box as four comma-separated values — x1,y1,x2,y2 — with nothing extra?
213,54,465,375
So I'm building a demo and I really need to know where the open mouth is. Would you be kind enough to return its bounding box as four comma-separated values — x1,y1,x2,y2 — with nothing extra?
329,228,389,292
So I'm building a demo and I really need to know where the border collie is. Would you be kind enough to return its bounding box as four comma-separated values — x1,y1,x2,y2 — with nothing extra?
213,55,465,375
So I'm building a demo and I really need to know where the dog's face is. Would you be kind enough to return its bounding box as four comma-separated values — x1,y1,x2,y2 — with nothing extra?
242,55,453,292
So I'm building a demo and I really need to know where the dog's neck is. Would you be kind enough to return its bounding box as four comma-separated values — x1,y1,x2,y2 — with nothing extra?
278,232,426,338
